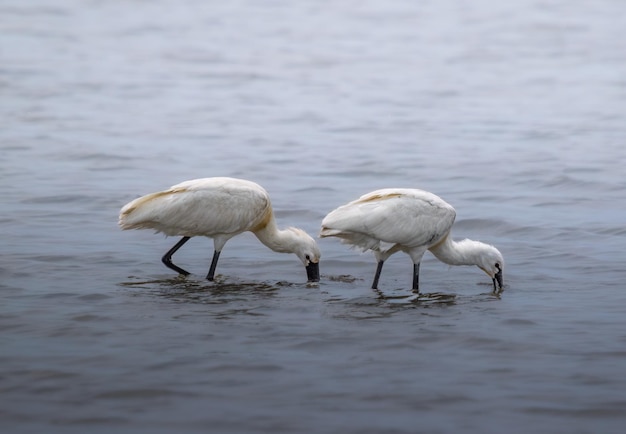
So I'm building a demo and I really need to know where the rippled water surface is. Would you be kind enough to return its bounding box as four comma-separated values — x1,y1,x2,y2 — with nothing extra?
2,1,626,433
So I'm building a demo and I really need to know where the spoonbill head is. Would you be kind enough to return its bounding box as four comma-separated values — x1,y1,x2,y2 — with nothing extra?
477,242,504,289
282,227,322,282
320,188,504,293
119,177,320,282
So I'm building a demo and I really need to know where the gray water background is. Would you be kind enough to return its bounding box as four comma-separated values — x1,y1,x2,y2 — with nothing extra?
2,0,626,433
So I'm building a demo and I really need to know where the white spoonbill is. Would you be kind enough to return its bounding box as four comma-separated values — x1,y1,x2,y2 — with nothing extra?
320,188,503,292
119,177,321,282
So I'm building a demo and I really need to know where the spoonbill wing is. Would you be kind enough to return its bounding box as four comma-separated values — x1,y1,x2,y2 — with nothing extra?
119,178,270,237
321,189,456,250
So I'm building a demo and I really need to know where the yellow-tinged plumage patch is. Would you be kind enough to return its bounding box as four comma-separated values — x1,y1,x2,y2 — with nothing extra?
251,206,273,232
120,187,189,217
356,192,403,203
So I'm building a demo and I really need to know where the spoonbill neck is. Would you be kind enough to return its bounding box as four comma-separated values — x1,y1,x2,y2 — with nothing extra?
253,215,300,254
428,235,489,267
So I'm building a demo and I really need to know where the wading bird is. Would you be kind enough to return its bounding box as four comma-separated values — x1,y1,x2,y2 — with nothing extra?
320,188,503,292
119,177,320,282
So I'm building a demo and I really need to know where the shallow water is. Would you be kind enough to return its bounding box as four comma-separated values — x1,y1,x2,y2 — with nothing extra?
2,0,626,433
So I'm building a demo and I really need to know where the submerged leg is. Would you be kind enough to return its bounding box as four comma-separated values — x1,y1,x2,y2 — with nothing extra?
371,260,385,289
161,236,191,275
412,262,420,293
206,250,221,281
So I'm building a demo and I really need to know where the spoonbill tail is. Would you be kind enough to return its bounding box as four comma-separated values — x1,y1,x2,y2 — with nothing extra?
119,177,320,282
320,188,503,292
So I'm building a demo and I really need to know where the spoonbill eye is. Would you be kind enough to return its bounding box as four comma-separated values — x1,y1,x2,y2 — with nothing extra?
495,263,501,270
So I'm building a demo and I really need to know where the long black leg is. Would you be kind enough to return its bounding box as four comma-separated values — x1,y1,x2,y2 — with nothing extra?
206,250,221,281
371,260,384,289
161,236,191,276
412,262,420,294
